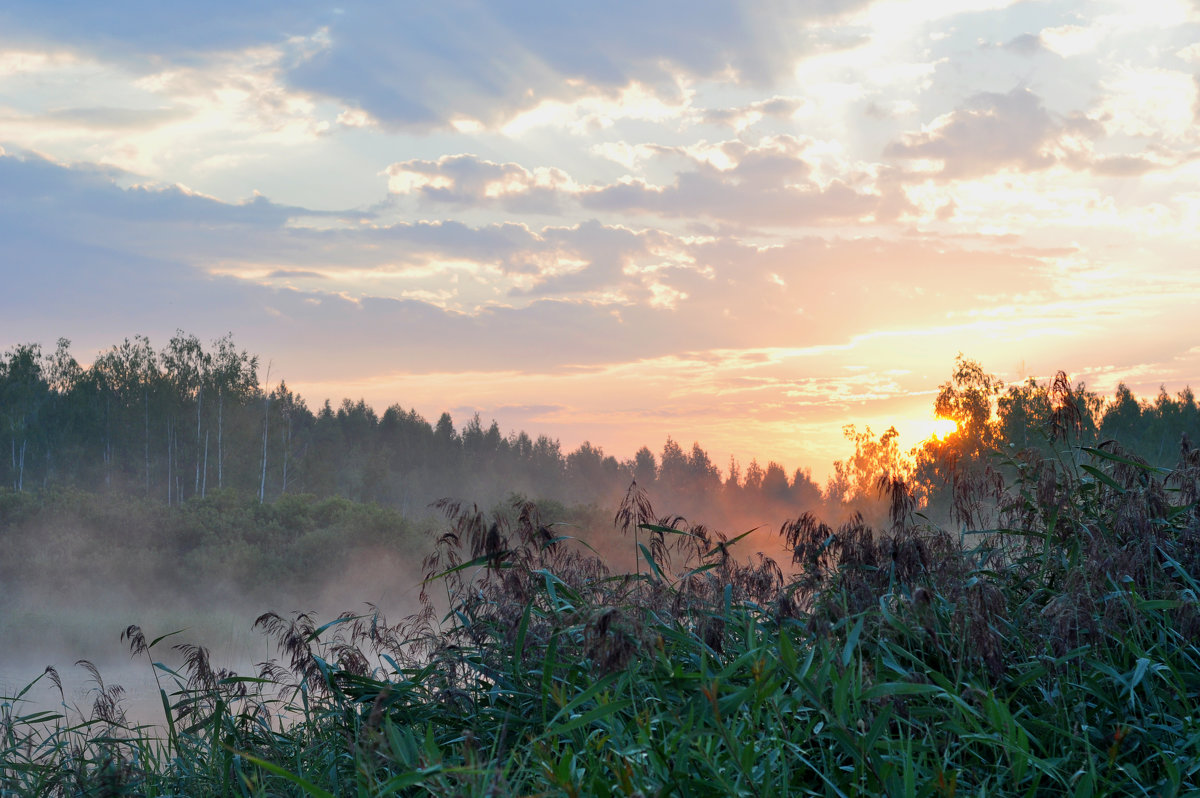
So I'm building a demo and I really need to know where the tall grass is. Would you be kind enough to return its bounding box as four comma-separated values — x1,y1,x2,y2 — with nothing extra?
3,434,1200,796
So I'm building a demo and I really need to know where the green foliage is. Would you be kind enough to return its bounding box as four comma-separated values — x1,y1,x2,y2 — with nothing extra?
4,430,1200,796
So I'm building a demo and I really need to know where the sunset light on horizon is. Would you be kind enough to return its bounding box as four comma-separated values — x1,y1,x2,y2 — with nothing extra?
3,0,1199,483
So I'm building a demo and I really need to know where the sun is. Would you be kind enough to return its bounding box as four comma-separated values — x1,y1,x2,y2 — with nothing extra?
905,416,960,445
926,417,959,442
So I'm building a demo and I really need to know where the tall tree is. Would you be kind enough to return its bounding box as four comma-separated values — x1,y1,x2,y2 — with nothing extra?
826,425,905,507
91,336,158,494
0,343,47,491
209,334,258,491
273,381,309,495
161,331,212,501
259,364,272,503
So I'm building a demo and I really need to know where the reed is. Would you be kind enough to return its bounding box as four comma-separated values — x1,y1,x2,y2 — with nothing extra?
3,431,1200,796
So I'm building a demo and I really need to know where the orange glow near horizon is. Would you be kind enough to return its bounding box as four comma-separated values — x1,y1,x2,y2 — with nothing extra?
922,417,959,443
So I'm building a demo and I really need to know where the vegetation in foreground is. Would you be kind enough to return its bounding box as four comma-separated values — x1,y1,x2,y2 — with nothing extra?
3,395,1200,796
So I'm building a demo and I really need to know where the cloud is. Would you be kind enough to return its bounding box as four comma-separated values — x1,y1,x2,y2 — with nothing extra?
0,1,874,131
1089,154,1171,177
384,154,575,214
1037,24,1102,57
864,100,918,120
581,135,903,225
285,2,876,129
700,95,807,129
386,137,906,227
1095,65,1198,142
267,268,326,280
0,40,335,184
0,4,317,59
6,106,188,130
1002,33,1047,55
0,150,295,228
885,88,1101,179
0,148,1066,380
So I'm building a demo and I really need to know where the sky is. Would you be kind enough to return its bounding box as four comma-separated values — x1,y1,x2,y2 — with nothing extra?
2,0,1199,482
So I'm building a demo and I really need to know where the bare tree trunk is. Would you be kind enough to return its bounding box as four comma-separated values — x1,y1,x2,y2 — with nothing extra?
144,387,150,497
103,396,111,488
202,430,209,498
217,388,224,490
176,418,184,503
259,365,271,504
166,420,172,506
195,386,203,495
17,439,25,492
280,415,291,494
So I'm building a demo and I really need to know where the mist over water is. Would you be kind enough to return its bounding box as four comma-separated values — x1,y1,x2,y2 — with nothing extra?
0,478,823,729
0,527,432,727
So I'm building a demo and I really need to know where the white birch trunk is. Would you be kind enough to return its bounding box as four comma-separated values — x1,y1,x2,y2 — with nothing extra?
217,387,224,490
259,366,271,503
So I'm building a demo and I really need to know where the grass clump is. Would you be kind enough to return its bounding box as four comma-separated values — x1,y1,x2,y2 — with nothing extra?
4,435,1200,796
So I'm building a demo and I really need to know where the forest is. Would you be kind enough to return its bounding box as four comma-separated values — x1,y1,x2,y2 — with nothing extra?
3,335,1200,795
3,333,1198,524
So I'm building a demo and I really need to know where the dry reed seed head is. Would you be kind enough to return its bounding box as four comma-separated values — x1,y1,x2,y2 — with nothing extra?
89,681,128,726
1105,444,1155,492
966,581,1006,679
75,658,104,688
1049,371,1082,442
1036,464,1058,510
483,521,507,567
583,608,645,674
677,522,706,563
121,625,148,657
1167,435,1200,508
173,643,216,691
44,665,63,700
256,660,288,682
615,480,655,537
886,534,931,583
332,644,370,676
514,497,540,533
876,473,916,531
1039,591,1099,657
774,590,799,620
701,615,726,653
837,515,879,570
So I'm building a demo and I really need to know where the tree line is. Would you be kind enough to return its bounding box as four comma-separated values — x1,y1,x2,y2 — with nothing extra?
2,337,1198,525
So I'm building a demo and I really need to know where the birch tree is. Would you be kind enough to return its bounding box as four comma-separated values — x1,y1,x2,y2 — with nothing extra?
0,344,47,491
210,334,258,491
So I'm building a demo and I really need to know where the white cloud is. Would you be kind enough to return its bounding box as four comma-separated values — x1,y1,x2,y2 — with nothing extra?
1096,65,1198,142
1177,42,1200,65
0,39,335,182
1039,24,1103,57
0,49,82,76
336,107,376,128
887,88,1105,179
700,95,807,130
500,80,696,136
